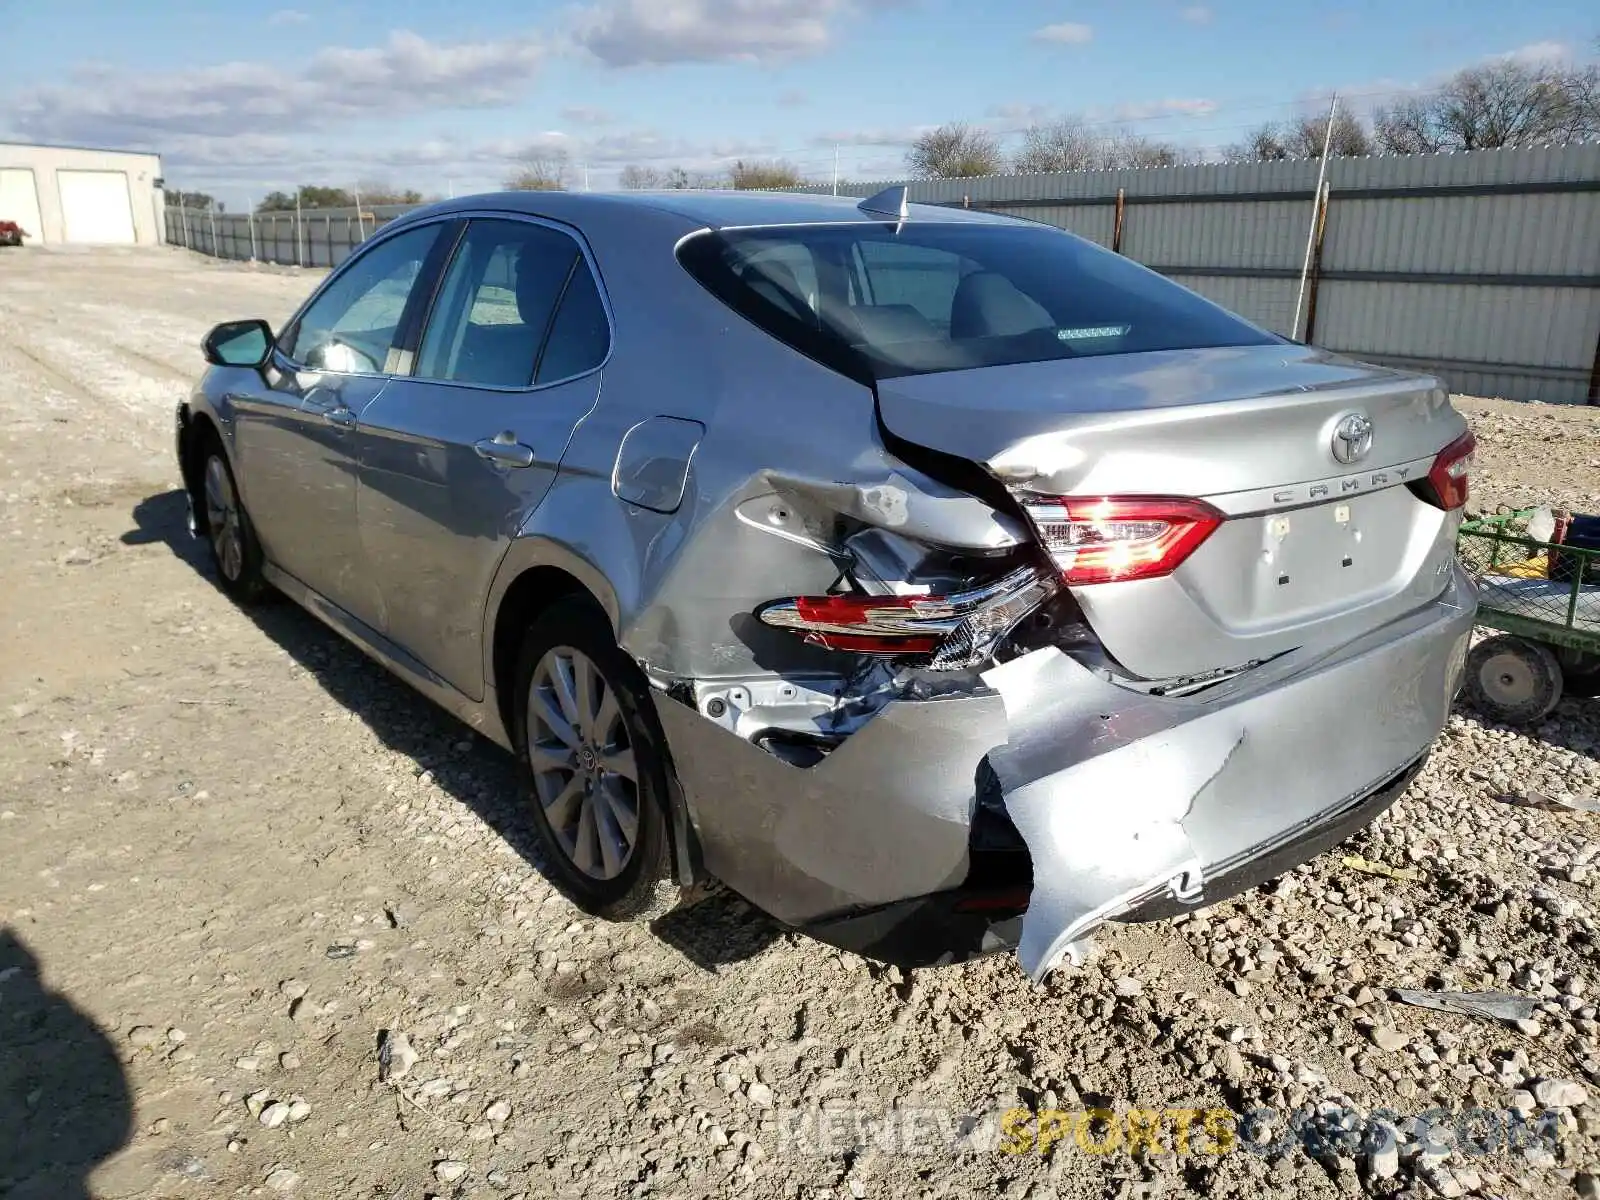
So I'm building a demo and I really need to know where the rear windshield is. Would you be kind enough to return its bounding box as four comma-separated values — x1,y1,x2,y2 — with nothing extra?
678,221,1277,381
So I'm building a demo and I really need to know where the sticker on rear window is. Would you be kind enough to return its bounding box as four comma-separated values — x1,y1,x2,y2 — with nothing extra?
1057,325,1131,341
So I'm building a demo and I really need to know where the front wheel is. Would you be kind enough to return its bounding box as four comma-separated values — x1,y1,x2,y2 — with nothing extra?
1467,635,1563,726
199,443,268,603
511,599,676,921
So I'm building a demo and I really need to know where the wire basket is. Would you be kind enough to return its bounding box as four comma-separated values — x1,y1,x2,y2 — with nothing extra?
1457,510,1600,651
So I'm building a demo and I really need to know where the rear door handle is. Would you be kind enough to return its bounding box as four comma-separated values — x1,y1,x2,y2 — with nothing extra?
321,406,356,428
474,436,535,468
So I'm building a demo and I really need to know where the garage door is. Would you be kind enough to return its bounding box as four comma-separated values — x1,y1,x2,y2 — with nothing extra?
0,168,43,240
57,170,136,243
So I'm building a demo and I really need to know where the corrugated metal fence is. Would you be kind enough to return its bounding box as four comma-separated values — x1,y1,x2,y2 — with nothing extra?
168,144,1600,403
165,203,415,268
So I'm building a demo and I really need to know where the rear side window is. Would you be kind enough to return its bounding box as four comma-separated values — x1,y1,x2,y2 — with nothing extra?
536,261,609,384
415,218,579,388
679,222,1277,381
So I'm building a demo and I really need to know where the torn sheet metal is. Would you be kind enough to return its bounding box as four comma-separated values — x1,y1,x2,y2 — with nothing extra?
980,571,1472,983
982,647,1244,982
763,471,1028,551
1388,989,1538,1024
655,686,1011,924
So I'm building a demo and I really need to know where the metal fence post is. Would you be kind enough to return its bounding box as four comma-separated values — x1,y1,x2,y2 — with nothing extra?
1587,320,1600,406
1112,187,1126,254
1302,182,1332,345
294,191,304,268
248,205,258,262
207,207,218,258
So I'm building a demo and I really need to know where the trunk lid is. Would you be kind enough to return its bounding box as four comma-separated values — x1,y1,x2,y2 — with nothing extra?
876,344,1470,680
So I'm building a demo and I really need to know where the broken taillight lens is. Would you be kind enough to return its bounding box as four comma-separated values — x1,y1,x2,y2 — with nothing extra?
1423,431,1475,510
788,595,943,654
1017,496,1223,585
759,567,1054,661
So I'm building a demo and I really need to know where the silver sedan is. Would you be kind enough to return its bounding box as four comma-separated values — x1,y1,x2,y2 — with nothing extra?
178,188,1475,980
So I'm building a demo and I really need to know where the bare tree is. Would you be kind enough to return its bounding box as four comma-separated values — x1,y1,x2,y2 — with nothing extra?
1226,110,1371,161
729,159,805,190
1373,58,1593,153
1104,129,1179,168
619,164,724,190
619,164,666,189
504,149,570,191
1372,98,1443,155
906,123,1003,179
1224,124,1291,162
355,180,423,205
1287,110,1372,158
1012,117,1100,172
1562,53,1599,137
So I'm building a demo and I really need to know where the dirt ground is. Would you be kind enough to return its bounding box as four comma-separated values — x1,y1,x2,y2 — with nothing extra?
4,246,1600,1200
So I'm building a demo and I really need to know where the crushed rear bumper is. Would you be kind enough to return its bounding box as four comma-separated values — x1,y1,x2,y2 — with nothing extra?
802,751,1426,968
658,563,1474,982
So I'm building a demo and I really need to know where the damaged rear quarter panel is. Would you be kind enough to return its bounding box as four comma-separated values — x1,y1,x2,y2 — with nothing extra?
490,229,1026,919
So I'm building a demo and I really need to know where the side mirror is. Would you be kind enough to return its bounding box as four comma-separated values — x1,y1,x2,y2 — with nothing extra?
202,319,273,368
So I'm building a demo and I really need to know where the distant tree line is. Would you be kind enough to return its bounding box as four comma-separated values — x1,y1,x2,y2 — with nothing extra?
1227,57,1599,162
164,188,220,211
253,183,425,212
511,150,810,192
906,53,1600,178
166,46,1600,204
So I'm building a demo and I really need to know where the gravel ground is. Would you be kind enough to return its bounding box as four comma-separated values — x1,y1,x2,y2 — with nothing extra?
3,246,1600,1200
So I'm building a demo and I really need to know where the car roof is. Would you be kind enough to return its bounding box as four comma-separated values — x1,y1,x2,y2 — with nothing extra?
392,189,1024,232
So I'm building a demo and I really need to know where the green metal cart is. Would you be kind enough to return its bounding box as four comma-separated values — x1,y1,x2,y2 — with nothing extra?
1456,508,1600,725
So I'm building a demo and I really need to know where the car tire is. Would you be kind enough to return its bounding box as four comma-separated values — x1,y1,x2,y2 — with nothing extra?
198,437,268,603
511,598,676,922
1467,635,1563,726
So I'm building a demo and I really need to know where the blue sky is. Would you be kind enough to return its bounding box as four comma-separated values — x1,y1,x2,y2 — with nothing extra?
1,0,1594,205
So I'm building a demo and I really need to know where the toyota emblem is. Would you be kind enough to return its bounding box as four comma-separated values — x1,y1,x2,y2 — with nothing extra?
1331,413,1374,465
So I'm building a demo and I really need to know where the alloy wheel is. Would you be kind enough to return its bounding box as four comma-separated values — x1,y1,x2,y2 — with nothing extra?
204,455,244,582
525,645,640,881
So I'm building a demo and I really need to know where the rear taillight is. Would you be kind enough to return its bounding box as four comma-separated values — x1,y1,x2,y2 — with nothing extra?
758,567,1054,663
1423,431,1475,510
1017,496,1223,585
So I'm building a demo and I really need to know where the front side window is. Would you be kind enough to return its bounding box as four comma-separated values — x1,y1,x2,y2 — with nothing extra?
281,223,441,374
679,222,1278,381
415,218,582,388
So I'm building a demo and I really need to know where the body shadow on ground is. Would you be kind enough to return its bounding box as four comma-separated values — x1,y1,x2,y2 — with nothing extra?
123,489,782,970
0,930,133,1200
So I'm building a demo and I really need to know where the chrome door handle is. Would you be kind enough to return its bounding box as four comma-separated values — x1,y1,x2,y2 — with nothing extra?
319,405,356,428
473,437,535,468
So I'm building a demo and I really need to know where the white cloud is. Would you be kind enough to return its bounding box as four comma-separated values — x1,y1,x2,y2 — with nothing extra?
1112,97,1218,120
1499,40,1570,65
8,30,548,153
987,102,1054,125
560,105,617,125
1032,22,1093,46
1180,5,1212,24
266,8,310,24
809,125,935,148
575,0,850,67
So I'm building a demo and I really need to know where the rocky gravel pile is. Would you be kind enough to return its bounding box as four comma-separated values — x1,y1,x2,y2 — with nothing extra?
1,252,1598,1199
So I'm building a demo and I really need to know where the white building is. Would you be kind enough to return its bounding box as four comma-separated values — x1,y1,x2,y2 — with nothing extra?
0,142,165,245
